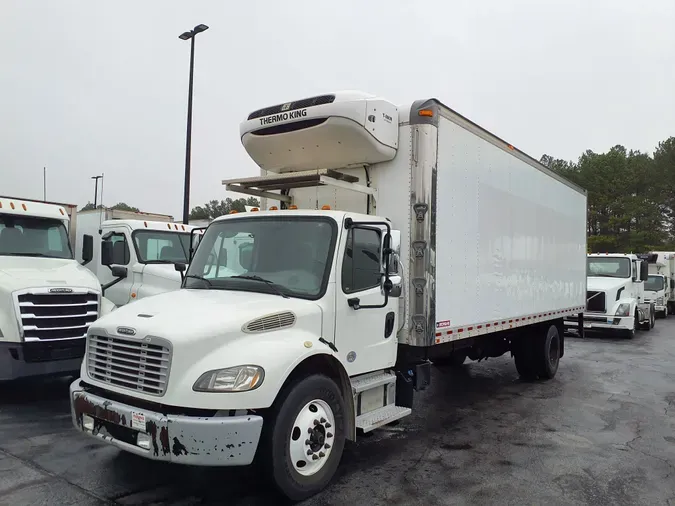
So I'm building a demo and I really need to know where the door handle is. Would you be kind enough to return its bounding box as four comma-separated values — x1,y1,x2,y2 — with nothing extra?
384,311,395,338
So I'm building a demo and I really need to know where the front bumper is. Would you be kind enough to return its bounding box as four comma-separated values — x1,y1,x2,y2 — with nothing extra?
70,379,263,466
0,339,85,381
564,314,633,333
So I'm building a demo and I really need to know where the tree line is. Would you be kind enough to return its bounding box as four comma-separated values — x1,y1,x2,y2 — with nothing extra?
543,136,675,253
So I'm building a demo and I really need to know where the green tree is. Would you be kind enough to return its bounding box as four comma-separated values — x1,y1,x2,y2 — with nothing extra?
189,197,260,220
110,202,140,212
80,202,140,212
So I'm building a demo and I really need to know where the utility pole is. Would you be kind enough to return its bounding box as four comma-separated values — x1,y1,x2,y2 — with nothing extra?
91,175,103,208
179,24,209,224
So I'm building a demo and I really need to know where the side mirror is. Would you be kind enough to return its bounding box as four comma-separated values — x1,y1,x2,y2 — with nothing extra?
174,262,186,283
111,265,127,279
81,234,93,266
101,241,113,266
640,261,649,282
382,275,403,298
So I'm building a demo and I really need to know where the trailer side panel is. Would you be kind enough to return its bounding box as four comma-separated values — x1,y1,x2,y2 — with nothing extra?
433,115,587,341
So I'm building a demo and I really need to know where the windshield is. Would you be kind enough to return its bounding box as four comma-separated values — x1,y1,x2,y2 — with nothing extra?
645,275,665,292
185,216,337,299
132,230,191,263
587,257,631,278
0,213,72,259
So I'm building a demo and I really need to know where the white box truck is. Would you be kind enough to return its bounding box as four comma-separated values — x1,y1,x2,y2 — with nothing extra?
0,196,115,381
642,252,675,317
75,209,199,308
565,253,655,338
69,91,587,500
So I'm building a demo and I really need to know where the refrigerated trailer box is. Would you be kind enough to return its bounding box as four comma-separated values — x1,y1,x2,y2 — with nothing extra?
70,91,587,500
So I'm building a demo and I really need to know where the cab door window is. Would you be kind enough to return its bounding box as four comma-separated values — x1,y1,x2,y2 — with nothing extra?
341,227,382,294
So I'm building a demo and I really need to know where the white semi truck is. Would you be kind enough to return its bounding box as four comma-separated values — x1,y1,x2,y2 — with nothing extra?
75,209,198,308
0,196,115,381
641,252,675,317
565,253,655,338
70,91,587,500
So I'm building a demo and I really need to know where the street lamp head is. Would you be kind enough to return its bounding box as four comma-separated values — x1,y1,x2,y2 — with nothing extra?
179,31,193,40
193,24,209,34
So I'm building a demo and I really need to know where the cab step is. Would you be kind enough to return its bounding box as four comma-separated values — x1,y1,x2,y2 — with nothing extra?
356,405,411,433
350,371,396,394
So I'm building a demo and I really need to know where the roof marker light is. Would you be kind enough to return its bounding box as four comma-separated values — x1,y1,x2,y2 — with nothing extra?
9,202,15,210
418,109,434,117
288,205,298,210
321,205,331,210
269,206,278,211
229,210,238,214
250,207,259,212
59,208,64,215
144,221,148,227
167,223,172,229
22,203,27,211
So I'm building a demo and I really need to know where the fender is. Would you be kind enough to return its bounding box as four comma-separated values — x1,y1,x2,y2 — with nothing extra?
100,296,117,316
156,328,347,411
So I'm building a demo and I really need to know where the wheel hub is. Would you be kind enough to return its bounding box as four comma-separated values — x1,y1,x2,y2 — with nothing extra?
289,400,335,476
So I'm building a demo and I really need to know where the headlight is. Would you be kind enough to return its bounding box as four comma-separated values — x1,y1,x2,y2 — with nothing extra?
657,297,664,305
193,365,264,392
615,303,631,316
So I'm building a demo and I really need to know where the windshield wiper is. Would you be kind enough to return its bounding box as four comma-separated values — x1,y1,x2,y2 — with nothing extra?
230,275,289,299
183,274,213,287
1,252,67,258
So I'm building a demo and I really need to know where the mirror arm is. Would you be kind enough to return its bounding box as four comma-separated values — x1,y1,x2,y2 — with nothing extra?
101,277,124,296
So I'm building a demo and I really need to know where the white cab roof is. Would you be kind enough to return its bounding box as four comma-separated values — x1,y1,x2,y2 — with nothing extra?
0,196,69,221
102,219,196,232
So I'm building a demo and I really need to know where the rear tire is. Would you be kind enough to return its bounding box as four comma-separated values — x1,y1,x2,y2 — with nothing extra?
535,324,561,380
514,324,561,381
259,374,346,502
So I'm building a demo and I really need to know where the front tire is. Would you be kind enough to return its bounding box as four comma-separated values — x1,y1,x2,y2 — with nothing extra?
260,374,346,502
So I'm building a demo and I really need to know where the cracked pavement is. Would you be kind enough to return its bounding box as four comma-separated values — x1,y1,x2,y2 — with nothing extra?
1,322,674,505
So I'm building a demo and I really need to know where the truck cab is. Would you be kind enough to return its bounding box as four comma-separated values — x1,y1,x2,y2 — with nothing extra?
642,252,675,317
565,253,655,338
0,196,114,380
77,219,198,307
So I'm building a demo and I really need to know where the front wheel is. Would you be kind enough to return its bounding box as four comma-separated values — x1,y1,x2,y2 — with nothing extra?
260,374,346,502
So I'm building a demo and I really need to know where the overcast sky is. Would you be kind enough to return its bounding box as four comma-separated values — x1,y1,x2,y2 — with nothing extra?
2,0,674,219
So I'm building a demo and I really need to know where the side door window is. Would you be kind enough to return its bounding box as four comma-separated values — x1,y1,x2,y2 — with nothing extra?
103,233,130,265
341,227,382,293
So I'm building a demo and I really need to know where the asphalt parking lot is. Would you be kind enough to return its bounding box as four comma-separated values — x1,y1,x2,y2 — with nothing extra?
1,323,674,506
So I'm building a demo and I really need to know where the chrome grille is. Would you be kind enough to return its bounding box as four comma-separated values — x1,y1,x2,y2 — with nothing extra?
243,311,296,333
18,291,99,341
87,334,171,396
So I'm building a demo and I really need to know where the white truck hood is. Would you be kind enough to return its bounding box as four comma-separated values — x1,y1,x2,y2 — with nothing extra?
90,288,322,343
0,256,101,293
587,276,630,292
140,263,183,282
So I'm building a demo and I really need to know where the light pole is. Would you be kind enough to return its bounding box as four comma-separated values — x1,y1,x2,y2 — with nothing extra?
179,23,209,225
91,175,103,208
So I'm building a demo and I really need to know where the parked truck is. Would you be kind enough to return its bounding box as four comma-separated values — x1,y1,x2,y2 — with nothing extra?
565,253,655,338
75,208,198,308
641,252,675,317
0,196,114,381
69,91,587,500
